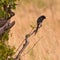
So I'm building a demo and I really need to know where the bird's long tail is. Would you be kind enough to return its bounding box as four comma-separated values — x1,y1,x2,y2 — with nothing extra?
34,25,39,35
34,23,42,35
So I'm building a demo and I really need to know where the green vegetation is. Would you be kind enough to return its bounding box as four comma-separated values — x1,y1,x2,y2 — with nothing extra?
0,0,16,18
0,25,15,58
0,0,18,60
0,42,15,60
2,30,9,41
30,24,35,29
0,0,48,60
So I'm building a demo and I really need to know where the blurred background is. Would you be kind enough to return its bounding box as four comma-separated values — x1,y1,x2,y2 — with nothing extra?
9,0,60,60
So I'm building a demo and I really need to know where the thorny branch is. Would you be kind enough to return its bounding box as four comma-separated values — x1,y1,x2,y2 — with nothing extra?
21,36,43,57
14,24,42,60
14,15,46,60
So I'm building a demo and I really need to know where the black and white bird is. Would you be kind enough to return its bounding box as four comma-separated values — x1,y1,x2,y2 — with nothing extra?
35,15,46,34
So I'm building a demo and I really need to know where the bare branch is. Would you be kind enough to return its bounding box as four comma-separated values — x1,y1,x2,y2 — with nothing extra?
0,20,15,36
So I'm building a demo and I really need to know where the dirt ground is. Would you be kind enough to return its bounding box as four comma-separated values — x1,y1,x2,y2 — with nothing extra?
8,0,60,60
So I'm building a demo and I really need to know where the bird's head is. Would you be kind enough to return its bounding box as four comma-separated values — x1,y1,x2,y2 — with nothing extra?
40,15,46,20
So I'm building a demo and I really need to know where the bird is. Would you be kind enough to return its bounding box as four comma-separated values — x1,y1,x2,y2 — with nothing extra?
35,15,46,34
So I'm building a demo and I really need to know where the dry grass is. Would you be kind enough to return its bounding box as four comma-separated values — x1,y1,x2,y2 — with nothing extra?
20,0,47,8
9,0,60,60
